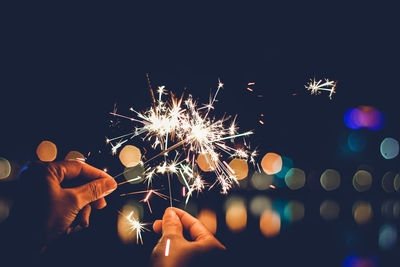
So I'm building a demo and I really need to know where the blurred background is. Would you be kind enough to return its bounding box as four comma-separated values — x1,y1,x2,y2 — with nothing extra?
1,2,399,266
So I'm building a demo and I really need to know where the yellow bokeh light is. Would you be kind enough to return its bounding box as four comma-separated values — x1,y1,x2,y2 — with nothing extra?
0,157,11,180
64,151,85,161
285,168,306,190
381,171,395,193
225,202,247,232
228,158,249,180
197,209,217,234
284,201,305,223
250,172,273,190
353,201,373,224
320,200,340,220
320,169,341,191
119,145,141,168
260,210,281,237
249,195,272,217
261,153,282,175
36,140,57,162
197,153,216,172
353,170,372,192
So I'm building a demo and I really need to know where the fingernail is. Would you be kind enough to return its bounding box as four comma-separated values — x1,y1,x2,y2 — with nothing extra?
164,208,178,219
104,179,117,194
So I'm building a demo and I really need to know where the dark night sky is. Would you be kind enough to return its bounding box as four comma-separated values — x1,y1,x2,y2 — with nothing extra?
1,2,400,266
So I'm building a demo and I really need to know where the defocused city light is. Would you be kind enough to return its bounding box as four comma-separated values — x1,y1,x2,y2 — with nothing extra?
347,131,367,152
197,209,217,234
260,152,282,175
64,150,85,161
0,157,11,180
284,168,305,190
119,145,141,167
275,156,294,179
352,170,372,192
228,158,249,180
343,106,383,130
284,201,304,223
117,200,144,244
249,195,272,217
260,210,281,237
379,224,397,250
225,201,247,233
320,199,340,221
36,140,57,162
250,171,273,190
380,137,399,159
123,164,145,184
197,153,215,172
320,169,341,191
381,171,395,193
353,201,373,224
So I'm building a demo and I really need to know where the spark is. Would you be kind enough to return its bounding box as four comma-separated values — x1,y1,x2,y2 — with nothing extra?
305,78,337,99
123,211,149,245
248,82,255,86
165,238,171,256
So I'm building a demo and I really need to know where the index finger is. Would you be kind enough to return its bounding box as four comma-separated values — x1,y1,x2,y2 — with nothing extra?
46,161,113,183
170,207,212,241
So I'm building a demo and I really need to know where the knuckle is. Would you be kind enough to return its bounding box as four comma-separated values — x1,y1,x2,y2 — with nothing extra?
88,182,100,202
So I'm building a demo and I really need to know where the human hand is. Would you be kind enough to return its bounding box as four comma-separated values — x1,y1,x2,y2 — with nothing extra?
14,161,117,246
150,207,226,267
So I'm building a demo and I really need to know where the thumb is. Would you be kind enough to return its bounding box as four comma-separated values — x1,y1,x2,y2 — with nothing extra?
162,207,183,238
69,177,117,209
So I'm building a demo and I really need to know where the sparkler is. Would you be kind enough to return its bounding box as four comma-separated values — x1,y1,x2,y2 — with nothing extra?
108,77,254,196
120,211,149,245
305,78,337,99
108,76,255,244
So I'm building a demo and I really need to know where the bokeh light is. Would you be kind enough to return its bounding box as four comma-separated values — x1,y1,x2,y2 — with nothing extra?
0,157,11,180
394,173,400,192
0,196,11,223
197,209,217,234
117,200,144,244
123,164,145,184
36,140,57,162
320,200,340,221
275,156,294,179
320,169,341,191
353,201,373,224
342,255,378,267
284,201,305,223
64,150,85,161
119,145,141,167
225,201,247,233
228,158,249,180
197,153,216,172
250,172,273,190
381,171,395,193
260,210,281,237
381,200,400,219
260,152,282,175
347,131,367,152
284,168,306,190
379,224,397,250
343,106,384,130
249,195,272,217
352,170,372,192
380,137,399,159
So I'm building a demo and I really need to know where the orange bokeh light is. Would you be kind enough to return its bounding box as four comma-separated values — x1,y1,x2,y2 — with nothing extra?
261,153,282,175
260,210,281,237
